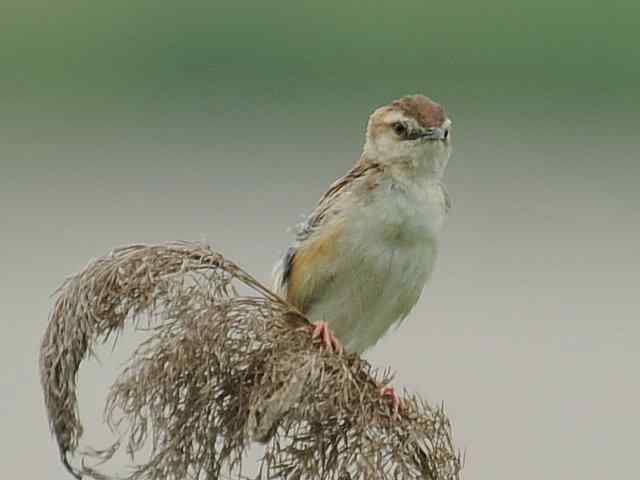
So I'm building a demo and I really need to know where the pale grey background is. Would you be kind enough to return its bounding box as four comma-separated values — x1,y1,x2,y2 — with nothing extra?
1,1,639,478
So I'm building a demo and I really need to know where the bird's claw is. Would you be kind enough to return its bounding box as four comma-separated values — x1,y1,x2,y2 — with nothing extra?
380,385,404,418
311,321,343,354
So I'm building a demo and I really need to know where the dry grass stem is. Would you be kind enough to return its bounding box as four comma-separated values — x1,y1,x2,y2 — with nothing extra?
39,242,462,479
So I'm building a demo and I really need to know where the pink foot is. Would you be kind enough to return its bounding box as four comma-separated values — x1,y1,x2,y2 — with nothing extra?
311,321,343,354
380,385,404,417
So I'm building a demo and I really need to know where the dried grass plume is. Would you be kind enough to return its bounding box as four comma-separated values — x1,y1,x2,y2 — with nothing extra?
39,242,462,479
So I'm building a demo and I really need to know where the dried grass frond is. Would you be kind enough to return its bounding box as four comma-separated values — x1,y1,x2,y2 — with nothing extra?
39,242,462,480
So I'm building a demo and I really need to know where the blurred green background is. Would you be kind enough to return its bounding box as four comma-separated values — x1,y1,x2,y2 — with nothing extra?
1,1,639,479
3,0,639,122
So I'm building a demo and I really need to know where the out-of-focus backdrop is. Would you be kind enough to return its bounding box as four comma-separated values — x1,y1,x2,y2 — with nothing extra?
1,1,639,478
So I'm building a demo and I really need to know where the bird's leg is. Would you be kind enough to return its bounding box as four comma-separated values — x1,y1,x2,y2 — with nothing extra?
310,321,343,354
379,384,404,418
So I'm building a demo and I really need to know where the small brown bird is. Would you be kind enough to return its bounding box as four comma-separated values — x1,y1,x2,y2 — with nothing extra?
274,95,453,411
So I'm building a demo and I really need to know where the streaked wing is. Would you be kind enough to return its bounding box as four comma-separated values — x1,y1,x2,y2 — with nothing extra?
295,159,382,243
275,158,382,311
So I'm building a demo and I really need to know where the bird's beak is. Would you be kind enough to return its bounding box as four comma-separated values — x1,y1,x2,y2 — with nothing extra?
417,127,448,141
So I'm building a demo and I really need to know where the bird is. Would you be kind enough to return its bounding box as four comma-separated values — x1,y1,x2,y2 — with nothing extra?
273,94,452,410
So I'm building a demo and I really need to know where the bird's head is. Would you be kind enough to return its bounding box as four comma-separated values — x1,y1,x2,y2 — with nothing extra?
363,95,452,177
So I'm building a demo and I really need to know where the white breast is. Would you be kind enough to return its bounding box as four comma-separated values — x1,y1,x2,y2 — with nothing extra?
306,179,447,353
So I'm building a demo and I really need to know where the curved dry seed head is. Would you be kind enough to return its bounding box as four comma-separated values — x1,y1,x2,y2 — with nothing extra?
40,242,461,480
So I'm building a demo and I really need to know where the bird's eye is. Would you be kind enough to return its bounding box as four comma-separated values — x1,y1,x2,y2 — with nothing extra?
392,122,406,136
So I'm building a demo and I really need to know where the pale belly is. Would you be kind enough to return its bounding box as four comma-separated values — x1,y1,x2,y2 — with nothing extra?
305,184,444,353
306,239,436,353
